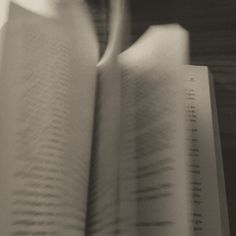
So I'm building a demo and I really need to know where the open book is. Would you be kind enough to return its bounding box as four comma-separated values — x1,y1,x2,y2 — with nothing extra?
0,1,229,236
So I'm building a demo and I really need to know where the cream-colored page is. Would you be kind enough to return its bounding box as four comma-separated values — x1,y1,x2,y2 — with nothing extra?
118,24,192,236
0,1,98,236
0,24,6,71
0,0,9,27
184,65,229,236
86,1,138,235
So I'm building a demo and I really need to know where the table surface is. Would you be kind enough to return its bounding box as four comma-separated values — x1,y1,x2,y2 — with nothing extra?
89,0,236,234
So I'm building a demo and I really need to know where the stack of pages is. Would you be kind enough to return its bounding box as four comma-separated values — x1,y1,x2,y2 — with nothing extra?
0,0,229,236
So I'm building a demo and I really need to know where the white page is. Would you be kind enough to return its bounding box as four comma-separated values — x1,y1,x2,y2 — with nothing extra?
184,65,229,236
0,1,98,236
118,24,191,236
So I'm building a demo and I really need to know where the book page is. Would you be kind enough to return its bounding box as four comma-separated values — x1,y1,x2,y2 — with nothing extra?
0,2,98,236
117,24,191,236
184,66,229,236
0,0,9,27
85,1,138,235
97,0,128,67
0,24,6,71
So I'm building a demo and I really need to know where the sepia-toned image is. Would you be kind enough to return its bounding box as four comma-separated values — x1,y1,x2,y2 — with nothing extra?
0,0,234,235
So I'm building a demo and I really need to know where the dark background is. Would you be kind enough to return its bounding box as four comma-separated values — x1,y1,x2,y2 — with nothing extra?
89,0,236,234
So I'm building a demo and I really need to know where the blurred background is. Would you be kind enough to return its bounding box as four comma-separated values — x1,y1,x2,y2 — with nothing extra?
87,0,236,234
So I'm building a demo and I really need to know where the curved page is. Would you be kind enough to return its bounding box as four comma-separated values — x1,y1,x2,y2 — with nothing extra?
0,1,98,236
